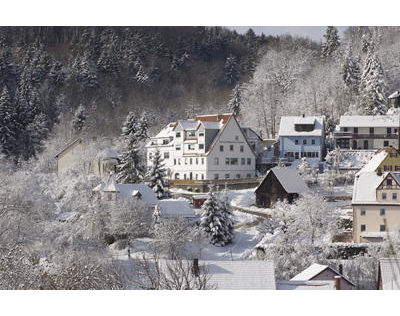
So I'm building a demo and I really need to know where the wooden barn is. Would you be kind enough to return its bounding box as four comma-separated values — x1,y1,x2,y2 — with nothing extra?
255,167,308,208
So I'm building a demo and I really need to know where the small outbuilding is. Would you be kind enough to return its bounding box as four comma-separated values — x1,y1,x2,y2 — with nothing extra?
255,167,308,208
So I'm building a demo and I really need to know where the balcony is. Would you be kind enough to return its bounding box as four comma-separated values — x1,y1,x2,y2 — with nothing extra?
334,132,398,139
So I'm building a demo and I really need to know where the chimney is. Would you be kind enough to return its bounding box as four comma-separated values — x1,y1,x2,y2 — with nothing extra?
193,258,199,277
334,276,341,290
338,264,343,275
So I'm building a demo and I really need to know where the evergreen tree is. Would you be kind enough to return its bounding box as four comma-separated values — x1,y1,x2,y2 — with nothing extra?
219,190,235,244
137,112,149,142
359,49,388,115
71,105,87,132
224,54,240,86
341,46,360,93
321,26,340,60
0,86,17,157
146,149,169,199
200,186,232,247
228,84,243,119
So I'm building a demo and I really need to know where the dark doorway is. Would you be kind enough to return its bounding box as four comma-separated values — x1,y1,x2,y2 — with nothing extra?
364,140,368,149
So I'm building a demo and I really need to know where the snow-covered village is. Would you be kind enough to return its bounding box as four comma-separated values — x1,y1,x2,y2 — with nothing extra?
3,22,400,296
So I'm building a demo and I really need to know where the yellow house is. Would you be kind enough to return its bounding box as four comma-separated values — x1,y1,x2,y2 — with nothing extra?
357,147,400,175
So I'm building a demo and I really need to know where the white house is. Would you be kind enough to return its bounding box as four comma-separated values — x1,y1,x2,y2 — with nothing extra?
279,115,325,161
334,115,400,150
93,174,158,208
146,113,258,181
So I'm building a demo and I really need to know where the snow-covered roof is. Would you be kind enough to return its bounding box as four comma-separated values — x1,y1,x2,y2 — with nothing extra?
379,258,400,290
279,116,324,137
258,167,308,194
356,150,388,175
157,200,196,218
103,174,119,192
360,232,389,238
338,150,377,170
339,115,400,127
291,263,355,287
291,263,330,281
203,260,276,290
276,280,336,290
389,90,400,99
352,171,386,204
93,181,158,206
178,120,199,130
200,121,221,129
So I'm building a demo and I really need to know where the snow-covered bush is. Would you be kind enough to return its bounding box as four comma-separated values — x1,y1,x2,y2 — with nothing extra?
297,157,317,186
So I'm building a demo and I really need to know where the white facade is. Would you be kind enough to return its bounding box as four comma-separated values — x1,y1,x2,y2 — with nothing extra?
146,114,257,180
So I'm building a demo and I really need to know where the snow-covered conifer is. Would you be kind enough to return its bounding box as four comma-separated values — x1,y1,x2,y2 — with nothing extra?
228,84,243,119
0,86,17,157
71,104,87,133
224,54,240,86
341,46,360,93
321,26,340,60
147,149,169,199
219,190,235,244
116,140,143,184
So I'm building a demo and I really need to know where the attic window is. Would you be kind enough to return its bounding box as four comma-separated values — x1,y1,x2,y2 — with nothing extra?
294,124,314,132
199,131,204,137
387,179,393,186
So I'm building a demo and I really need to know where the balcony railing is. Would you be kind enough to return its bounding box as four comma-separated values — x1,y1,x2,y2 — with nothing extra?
334,132,398,139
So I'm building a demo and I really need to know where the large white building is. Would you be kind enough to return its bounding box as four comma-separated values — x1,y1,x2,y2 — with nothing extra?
146,113,259,181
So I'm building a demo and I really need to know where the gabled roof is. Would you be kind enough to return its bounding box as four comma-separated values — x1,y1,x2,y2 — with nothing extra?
256,167,308,194
291,263,355,287
339,115,400,127
279,116,324,137
177,120,200,130
378,258,400,290
356,150,388,175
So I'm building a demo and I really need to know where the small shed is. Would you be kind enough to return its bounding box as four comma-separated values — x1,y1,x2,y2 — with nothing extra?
155,200,197,220
192,194,208,208
291,263,355,290
255,167,308,208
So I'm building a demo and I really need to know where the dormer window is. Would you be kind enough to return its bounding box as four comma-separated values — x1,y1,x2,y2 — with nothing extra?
294,123,314,132
199,131,204,137
188,131,196,138
176,132,181,138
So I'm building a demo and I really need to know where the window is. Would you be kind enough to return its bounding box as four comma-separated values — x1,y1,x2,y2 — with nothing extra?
380,208,386,216
295,139,299,145
196,158,198,165
214,174,219,180
369,127,374,134
201,174,204,180
162,139,169,145
235,136,239,141
387,127,392,134
220,145,224,152
175,173,180,179
384,141,389,147
230,158,238,165
396,166,400,171
384,165,391,171
303,139,307,145
230,145,234,151
164,152,170,159
176,132,181,138
354,127,358,134
199,144,204,150
393,193,397,200
380,225,386,232
225,174,230,179
387,179,393,186
382,193,387,200
199,131,204,137
361,208,366,216
178,158,181,165
190,158,192,165
185,158,188,165
312,139,315,145
188,144,195,150
184,174,187,180
176,144,181,150
195,174,198,180
391,152,397,158
247,174,252,178
149,153,153,159
188,131,196,137
240,145,244,152
236,174,241,179
361,224,366,232
241,158,245,165
343,127,348,132
225,158,230,165
174,158,176,165
247,158,251,165
214,157,219,165
107,193,113,201
201,158,204,165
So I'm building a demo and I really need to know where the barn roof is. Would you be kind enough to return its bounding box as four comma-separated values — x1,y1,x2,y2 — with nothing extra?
256,167,308,195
